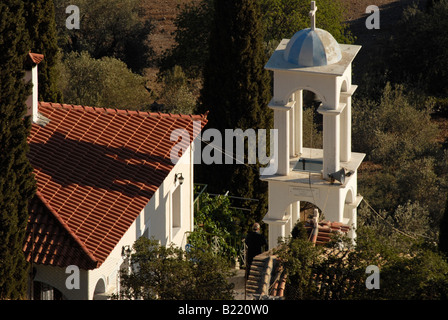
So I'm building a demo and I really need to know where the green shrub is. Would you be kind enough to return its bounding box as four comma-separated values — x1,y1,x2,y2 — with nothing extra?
157,66,197,114
58,51,151,110
116,237,235,300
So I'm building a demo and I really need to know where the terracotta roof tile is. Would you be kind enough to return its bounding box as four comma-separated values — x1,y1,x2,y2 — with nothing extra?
23,193,98,269
26,102,207,268
266,219,351,298
304,219,350,245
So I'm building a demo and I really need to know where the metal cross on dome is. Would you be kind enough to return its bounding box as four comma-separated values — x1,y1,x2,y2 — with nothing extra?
310,1,317,30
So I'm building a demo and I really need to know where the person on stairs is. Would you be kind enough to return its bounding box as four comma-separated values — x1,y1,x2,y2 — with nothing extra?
245,222,267,279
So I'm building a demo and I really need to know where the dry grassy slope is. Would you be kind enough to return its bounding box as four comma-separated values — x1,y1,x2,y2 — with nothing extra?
340,0,406,21
141,0,192,93
143,0,192,55
340,0,427,70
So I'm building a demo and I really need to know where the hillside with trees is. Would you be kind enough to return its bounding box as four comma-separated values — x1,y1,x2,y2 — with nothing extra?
157,0,448,299
148,0,448,299
2,0,448,300
34,0,448,299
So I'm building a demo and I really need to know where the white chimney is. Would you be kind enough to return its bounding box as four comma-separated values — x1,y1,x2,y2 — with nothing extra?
25,52,44,123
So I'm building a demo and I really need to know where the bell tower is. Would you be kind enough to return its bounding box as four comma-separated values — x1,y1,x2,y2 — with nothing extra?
262,1,365,249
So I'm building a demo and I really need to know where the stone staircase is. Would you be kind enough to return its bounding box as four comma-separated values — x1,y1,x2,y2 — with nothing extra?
244,250,287,299
245,251,281,296
246,255,267,294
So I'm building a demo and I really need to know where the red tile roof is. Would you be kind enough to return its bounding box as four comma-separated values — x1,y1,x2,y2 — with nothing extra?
267,220,351,298
25,102,207,269
304,219,350,245
24,192,97,269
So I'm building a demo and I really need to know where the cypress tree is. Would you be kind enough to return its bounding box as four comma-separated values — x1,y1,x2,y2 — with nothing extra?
198,0,272,233
440,196,448,258
0,1,36,299
23,0,62,102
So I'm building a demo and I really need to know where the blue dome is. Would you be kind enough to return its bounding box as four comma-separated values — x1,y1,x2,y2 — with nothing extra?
283,28,342,68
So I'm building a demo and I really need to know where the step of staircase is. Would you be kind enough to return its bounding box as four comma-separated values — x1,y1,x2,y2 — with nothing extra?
245,255,269,294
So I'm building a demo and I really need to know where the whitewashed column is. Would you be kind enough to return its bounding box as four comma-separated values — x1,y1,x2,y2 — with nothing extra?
322,111,340,179
295,90,303,156
272,106,290,176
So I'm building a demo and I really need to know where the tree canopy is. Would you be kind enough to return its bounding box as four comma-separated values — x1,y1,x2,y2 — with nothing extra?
54,0,154,74
0,0,36,299
58,51,152,110
278,222,448,300
160,0,353,78
156,65,197,114
23,0,62,102
387,0,448,96
188,189,247,263
260,0,353,44
197,0,272,231
159,0,214,79
352,83,444,244
115,237,235,300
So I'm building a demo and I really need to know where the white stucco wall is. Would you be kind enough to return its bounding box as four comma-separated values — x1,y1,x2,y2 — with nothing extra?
24,66,39,123
264,173,358,249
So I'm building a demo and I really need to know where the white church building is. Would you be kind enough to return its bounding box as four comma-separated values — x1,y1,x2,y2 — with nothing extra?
22,53,207,300
261,2,365,249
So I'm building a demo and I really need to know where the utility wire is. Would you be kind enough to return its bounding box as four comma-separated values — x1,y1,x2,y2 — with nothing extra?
197,135,267,174
361,198,434,241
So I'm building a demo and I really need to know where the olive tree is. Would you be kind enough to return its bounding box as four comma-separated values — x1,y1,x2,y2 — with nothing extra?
115,237,235,300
